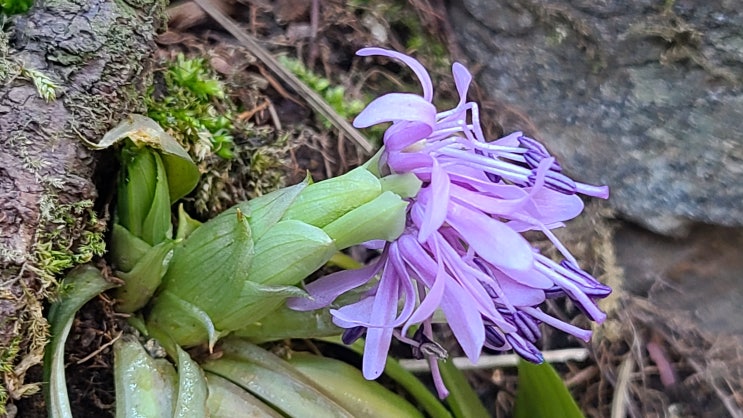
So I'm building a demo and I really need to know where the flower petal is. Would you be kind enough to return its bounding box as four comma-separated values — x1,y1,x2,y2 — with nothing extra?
452,62,472,107
417,162,450,242
363,326,394,379
357,47,434,101
384,119,435,151
446,201,534,272
440,280,484,363
353,93,436,130
286,260,380,310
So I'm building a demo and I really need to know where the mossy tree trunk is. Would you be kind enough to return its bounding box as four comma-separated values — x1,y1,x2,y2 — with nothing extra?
0,0,166,411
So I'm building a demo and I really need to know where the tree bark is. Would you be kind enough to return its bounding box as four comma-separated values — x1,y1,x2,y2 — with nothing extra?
0,0,165,409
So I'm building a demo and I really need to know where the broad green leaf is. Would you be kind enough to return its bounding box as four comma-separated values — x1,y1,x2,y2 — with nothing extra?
174,345,209,418
206,372,282,418
438,359,489,418
288,352,424,418
45,265,118,418
114,336,177,418
96,114,199,203
115,240,174,313
514,360,584,418
282,166,382,228
202,339,353,418
322,191,408,249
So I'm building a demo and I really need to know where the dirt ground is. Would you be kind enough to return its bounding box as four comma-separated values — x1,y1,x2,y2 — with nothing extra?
14,1,743,416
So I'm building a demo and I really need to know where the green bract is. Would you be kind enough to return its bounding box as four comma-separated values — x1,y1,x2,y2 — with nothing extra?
147,167,416,347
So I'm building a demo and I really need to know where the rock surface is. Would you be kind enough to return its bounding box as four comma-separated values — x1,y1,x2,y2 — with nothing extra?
449,0,743,236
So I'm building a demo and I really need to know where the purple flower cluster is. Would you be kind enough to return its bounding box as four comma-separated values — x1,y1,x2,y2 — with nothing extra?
288,48,610,398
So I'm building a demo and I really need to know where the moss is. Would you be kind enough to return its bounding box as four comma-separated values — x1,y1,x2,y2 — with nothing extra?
0,337,21,414
145,53,293,216
33,197,107,285
146,54,236,160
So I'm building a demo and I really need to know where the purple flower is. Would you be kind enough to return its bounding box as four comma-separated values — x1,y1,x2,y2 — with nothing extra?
288,48,610,398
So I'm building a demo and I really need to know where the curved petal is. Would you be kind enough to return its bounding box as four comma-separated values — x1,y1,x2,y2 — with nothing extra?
387,151,434,174
357,47,434,101
524,189,584,224
331,297,374,328
353,93,436,129
402,242,447,333
452,62,472,107
383,119,435,151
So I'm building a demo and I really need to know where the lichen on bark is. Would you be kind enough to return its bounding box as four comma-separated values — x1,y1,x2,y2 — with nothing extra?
0,0,167,412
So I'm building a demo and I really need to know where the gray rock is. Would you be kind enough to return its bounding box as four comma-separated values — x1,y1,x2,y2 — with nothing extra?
449,0,743,236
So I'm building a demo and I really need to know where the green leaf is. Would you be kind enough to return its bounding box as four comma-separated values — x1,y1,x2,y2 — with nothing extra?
175,204,202,240
322,337,453,418
160,207,253,313
438,359,490,418
174,345,209,417
206,372,283,418
514,360,584,418
140,150,173,245
117,146,158,240
202,339,353,418
115,239,175,313
234,179,307,240
113,336,178,418
44,265,118,418
109,223,152,273
288,352,424,418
